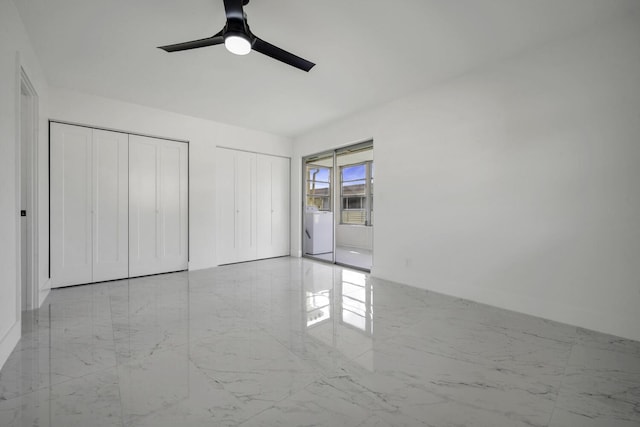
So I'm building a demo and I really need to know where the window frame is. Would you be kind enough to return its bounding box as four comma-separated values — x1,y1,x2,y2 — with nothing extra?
305,164,332,212
339,160,373,226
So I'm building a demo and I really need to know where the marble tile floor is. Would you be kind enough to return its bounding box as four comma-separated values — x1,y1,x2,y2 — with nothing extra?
306,245,373,271
1,257,639,427
336,246,373,271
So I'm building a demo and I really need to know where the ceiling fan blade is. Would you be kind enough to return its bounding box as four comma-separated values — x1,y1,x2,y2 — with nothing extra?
223,0,245,20
158,32,224,52
252,37,315,72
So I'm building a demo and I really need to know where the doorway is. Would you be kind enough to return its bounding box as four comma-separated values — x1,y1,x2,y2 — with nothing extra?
302,142,373,271
303,152,334,263
19,69,39,312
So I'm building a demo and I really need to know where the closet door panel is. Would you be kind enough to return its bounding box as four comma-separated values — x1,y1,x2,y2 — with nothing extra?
50,123,93,287
158,141,188,271
256,154,272,259
256,154,290,259
235,150,257,262
216,148,237,265
129,136,159,276
272,156,290,257
92,130,129,282
129,135,188,276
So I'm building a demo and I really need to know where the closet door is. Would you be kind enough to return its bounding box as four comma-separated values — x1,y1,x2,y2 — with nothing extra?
235,150,257,262
158,139,189,271
271,156,290,257
129,135,188,277
92,129,129,282
256,154,290,259
216,148,257,264
51,123,93,287
216,148,237,265
128,137,157,276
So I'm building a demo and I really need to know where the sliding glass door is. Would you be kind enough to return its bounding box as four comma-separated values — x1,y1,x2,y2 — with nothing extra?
303,152,335,262
302,142,373,271
335,144,373,270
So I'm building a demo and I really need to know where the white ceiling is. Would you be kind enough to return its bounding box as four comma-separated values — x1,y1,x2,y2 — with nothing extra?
14,0,639,137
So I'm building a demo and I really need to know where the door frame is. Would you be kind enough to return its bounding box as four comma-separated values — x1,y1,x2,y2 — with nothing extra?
302,141,374,270
17,66,40,311
302,150,336,264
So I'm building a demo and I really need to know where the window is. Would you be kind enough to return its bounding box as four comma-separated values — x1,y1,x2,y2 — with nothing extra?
340,161,373,225
306,165,331,211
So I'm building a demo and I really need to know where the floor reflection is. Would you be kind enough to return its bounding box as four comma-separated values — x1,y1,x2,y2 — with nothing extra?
305,246,373,271
339,270,373,334
2,258,640,427
303,265,374,369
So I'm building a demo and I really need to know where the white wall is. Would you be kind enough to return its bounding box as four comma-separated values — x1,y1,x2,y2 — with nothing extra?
292,14,640,341
0,0,50,369
48,88,292,271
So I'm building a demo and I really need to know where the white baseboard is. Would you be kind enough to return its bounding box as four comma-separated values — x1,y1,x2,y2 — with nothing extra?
0,320,21,372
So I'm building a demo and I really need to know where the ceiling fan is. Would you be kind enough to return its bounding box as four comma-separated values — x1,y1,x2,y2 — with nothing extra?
158,0,315,72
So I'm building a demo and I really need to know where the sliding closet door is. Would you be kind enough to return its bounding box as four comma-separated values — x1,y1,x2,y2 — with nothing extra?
256,154,290,259
92,130,129,282
50,123,93,287
129,135,188,277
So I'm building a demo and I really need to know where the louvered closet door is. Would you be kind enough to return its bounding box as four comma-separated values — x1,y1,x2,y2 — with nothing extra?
92,129,129,282
50,123,93,287
129,135,188,277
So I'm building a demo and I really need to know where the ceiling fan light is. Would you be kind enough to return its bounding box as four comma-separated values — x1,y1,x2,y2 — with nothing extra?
224,34,251,55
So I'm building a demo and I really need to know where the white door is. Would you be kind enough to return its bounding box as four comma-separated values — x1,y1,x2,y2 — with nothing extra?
235,150,256,262
157,140,189,272
216,148,237,265
129,135,188,277
256,154,290,259
92,129,129,282
50,123,93,287
128,137,157,276
216,148,258,264
20,92,28,309
272,155,290,257
256,154,271,259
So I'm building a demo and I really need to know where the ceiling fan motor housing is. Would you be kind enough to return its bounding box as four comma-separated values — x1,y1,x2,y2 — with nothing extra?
224,17,253,43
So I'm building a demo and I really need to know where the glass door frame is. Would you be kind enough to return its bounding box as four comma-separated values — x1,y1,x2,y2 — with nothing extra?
302,140,374,270
302,150,336,264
